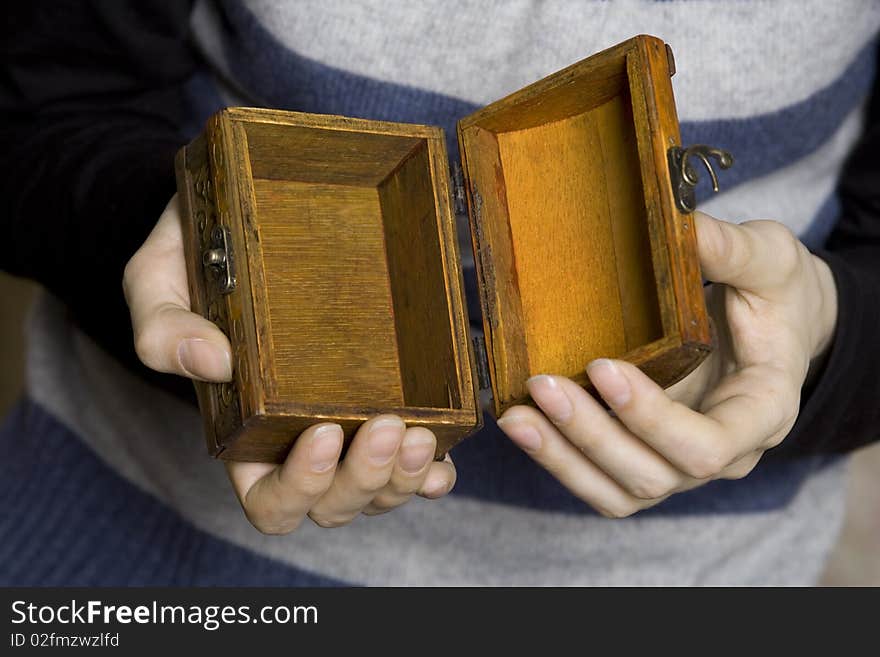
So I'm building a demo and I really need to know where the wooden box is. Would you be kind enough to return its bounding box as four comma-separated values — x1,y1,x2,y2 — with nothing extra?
175,35,730,463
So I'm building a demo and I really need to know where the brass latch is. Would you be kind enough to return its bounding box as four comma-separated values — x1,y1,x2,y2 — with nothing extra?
667,145,734,213
202,225,236,294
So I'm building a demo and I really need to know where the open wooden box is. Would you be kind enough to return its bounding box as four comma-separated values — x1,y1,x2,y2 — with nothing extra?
175,35,729,463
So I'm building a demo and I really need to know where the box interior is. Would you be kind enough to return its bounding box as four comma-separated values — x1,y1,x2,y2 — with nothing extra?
460,55,664,406
241,121,464,411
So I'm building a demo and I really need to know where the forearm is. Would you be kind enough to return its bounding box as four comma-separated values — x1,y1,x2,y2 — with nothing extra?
0,1,196,384
770,46,880,458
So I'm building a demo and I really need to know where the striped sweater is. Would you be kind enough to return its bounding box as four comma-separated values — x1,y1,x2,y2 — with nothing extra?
1,0,879,585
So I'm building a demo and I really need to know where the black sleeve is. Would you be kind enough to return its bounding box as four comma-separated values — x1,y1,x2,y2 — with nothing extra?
0,0,196,395
770,44,880,458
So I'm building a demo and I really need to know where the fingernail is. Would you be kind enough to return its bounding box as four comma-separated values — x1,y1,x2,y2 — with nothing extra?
178,338,232,381
422,471,451,498
367,417,405,465
526,375,573,423
587,359,631,406
496,415,542,452
399,431,435,473
310,424,343,472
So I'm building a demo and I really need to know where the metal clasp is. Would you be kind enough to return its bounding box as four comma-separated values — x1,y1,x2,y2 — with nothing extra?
203,225,236,294
667,144,734,213
452,162,467,216
472,334,491,391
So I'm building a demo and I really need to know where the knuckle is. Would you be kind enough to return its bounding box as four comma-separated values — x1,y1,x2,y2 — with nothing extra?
350,476,388,497
759,377,800,440
681,449,727,480
308,513,349,529
722,461,757,481
628,472,679,501
132,321,164,369
122,249,146,291
596,500,639,519
757,221,802,278
708,217,736,265
632,411,663,437
573,429,603,456
362,499,397,516
245,512,300,536
721,453,763,481
295,473,332,499
361,506,387,517
391,479,422,497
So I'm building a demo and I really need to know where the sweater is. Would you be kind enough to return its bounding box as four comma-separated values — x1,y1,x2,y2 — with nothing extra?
1,0,879,585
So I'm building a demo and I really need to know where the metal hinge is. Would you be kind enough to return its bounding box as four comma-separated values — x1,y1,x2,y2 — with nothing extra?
452,162,467,216
202,225,237,294
472,334,491,391
667,144,735,213
665,43,676,77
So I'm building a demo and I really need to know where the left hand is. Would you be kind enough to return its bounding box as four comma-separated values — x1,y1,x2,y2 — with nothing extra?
496,212,838,517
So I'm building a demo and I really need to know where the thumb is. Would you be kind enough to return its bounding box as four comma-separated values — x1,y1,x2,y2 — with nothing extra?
123,195,232,382
694,211,795,295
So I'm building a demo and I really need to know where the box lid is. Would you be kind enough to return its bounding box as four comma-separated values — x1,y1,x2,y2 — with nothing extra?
457,35,731,415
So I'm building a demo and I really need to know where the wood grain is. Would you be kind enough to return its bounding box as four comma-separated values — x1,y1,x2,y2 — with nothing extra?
176,109,482,462
243,120,422,186
597,94,663,351
253,178,405,407
498,111,627,377
458,35,711,415
379,142,462,408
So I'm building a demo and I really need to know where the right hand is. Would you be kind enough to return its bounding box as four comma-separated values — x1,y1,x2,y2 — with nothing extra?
122,195,457,534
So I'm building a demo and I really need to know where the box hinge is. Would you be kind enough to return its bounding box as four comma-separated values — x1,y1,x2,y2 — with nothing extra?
202,224,237,294
472,334,491,391
667,144,734,213
665,43,676,77
452,162,468,216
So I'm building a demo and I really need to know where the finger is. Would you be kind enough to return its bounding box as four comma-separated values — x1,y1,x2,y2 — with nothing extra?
226,422,344,534
308,415,405,527
718,450,763,481
123,194,232,381
497,407,652,518
363,427,437,515
695,212,804,297
526,375,685,500
418,454,457,499
586,358,787,479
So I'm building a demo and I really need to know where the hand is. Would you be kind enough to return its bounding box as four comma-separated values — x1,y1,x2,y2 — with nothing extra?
496,212,838,518
123,195,456,534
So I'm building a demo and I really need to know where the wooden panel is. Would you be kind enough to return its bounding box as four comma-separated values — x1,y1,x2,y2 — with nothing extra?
459,35,711,415
220,406,482,463
596,94,663,350
243,121,423,187
628,37,713,352
176,131,245,456
253,178,405,407
378,142,460,408
458,126,530,407
497,109,628,379
460,40,630,133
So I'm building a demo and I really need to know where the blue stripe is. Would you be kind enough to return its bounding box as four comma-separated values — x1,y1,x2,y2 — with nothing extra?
217,0,876,197
800,192,842,250
684,39,876,202
182,71,226,140
449,413,839,516
0,399,350,586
